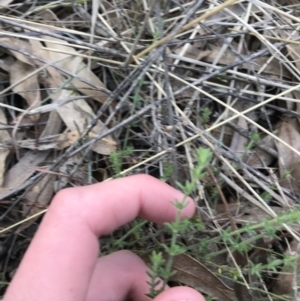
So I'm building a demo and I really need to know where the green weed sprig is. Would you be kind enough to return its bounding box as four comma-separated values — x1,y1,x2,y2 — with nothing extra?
146,148,212,298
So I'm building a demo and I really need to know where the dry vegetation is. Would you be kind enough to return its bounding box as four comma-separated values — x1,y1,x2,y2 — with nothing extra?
1,0,300,300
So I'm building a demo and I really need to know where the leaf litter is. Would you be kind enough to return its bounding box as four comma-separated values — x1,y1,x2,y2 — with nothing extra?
1,1,300,300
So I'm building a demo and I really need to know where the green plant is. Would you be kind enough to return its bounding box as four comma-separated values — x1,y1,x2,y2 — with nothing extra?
107,146,300,300
260,191,272,202
146,198,193,298
245,132,260,150
199,107,211,125
123,77,145,149
161,163,174,182
146,147,212,298
109,146,133,176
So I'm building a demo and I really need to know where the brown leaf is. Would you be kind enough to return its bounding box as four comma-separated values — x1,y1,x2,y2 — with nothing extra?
43,36,108,103
55,90,117,155
54,153,92,191
223,104,248,172
229,116,248,158
0,108,11,186
284,37,300,72
0,111,62,198
278,17,300,75
15,130,79,151
171,254,237,301
277,121,300,196
245,134,276,168
35,9,60,27
100,1,119,20
174,45,211,61
271,239,300,296
24,174,54,208
1,150,50,191
233,252,253,301
293,91,300,117
18,173,55,232
0,0,13,7
9,60,41,109
16,130,116,153
204,44,289,78
0,37,35,65
88,132,117,155
235,206,300,233
29,39,117,155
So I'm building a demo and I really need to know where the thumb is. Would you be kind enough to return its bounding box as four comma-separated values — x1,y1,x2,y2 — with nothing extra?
154,286,205,301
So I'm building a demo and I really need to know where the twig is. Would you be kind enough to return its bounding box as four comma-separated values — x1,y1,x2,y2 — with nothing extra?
135,0,238,59
0,17,126,57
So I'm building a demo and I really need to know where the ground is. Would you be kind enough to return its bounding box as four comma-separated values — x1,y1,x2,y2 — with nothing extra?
1,0,300,300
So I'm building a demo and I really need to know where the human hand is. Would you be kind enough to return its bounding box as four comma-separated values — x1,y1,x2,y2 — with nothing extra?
3,174,205,301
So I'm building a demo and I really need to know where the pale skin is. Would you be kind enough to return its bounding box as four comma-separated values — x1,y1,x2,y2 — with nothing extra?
3,174,205,301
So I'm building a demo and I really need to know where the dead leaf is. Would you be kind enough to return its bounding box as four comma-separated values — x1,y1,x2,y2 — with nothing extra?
277,121,300,196
55,90,116,155
9,60,41,109
206,4,260,23
278,17,300,80
18,174,55,232
18,153,56,232
1,150,50,191
56,131,80,149
292,91,300,119
54,153,93,191
0,37,35,65
232,248,254,301
29,39,117,155
279,23,300,72
88,132,117,155
234,206,300,233
35,9,61,27
16,130,116,153
100,1,119,20
171,254,237,301
0,108,10,186
0,111,62,197
204,44,289,78
223,104,248,172
271,239,300,296
16,130,79,151
229,116,248,159
245,134,276,168
43,36,108,103
174,46,211,61
24,174,54,208
0,0,13,7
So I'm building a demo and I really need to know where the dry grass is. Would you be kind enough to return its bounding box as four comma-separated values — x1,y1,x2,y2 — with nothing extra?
1,0,300,299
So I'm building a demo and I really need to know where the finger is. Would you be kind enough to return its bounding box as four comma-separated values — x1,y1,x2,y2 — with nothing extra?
4,175,194,301
154,286,205,301
86,251,205,301
86,250,156,301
